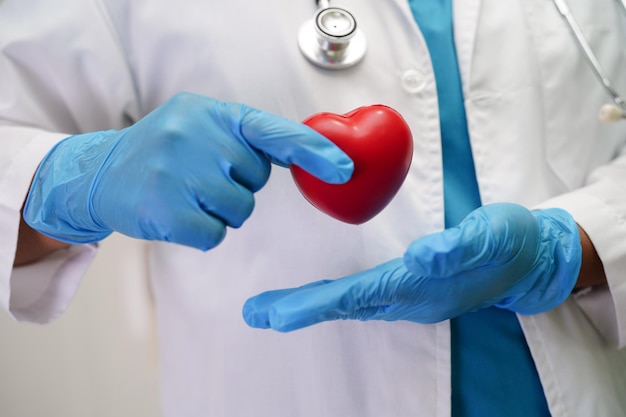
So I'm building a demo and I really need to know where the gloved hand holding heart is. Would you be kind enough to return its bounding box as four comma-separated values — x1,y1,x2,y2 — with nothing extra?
291,105,413,224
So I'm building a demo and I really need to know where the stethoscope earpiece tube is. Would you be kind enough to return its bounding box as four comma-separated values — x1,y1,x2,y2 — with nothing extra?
599,104,626,122
554,0,626,122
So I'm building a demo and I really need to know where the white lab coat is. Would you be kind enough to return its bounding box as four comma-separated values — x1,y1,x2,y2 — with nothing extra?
2,0,626,415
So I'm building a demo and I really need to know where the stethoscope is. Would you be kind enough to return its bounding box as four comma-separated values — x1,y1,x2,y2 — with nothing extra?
553,0,626,122
299,0,626,122
297,0,367,69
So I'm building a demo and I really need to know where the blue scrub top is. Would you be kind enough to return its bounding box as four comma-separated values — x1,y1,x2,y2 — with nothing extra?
406,1,552,416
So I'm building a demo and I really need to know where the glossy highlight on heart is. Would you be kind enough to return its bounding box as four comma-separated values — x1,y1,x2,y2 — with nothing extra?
291,105,413,224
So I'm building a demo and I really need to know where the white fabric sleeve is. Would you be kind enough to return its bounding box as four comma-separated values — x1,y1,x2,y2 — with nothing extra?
0,0,139,323
535,158,626,348
10,246,98,323
0,127,98,323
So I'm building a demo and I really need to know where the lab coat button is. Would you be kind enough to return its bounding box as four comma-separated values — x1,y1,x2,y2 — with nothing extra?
401,69,426,93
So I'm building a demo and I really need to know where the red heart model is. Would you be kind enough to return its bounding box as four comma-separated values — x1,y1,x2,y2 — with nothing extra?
291,105,413,224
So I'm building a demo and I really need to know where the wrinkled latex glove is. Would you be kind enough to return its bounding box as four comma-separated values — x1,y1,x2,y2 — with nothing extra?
243,203,582,331
24,92,353,250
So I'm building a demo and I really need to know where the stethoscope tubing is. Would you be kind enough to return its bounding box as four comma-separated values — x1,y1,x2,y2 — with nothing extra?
553,0,626,110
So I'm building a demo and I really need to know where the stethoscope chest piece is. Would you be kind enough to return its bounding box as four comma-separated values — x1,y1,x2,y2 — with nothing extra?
298,7,367,70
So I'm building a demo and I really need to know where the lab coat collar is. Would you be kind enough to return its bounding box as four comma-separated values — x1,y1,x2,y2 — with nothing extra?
385,0,482,99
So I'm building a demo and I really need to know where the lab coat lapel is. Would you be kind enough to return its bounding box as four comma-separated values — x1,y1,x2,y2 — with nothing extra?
453,0,482,99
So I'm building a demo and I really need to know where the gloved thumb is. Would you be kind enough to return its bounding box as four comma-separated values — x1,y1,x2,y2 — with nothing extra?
403,203,540,278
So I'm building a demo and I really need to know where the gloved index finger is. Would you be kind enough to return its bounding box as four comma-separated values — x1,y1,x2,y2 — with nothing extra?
247,266,398,332
242,280,333,329
239,108,354,184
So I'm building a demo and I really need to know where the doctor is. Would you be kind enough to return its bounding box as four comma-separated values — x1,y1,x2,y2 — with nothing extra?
2,0,626,416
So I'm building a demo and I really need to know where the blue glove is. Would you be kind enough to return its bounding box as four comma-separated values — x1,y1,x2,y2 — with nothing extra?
243,203,582,331
24,92,353,250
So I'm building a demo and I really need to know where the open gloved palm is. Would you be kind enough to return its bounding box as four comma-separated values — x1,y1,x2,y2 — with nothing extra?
243,203,582,331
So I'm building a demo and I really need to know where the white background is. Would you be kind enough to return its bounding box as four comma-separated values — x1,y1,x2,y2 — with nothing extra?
0,235,162,417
